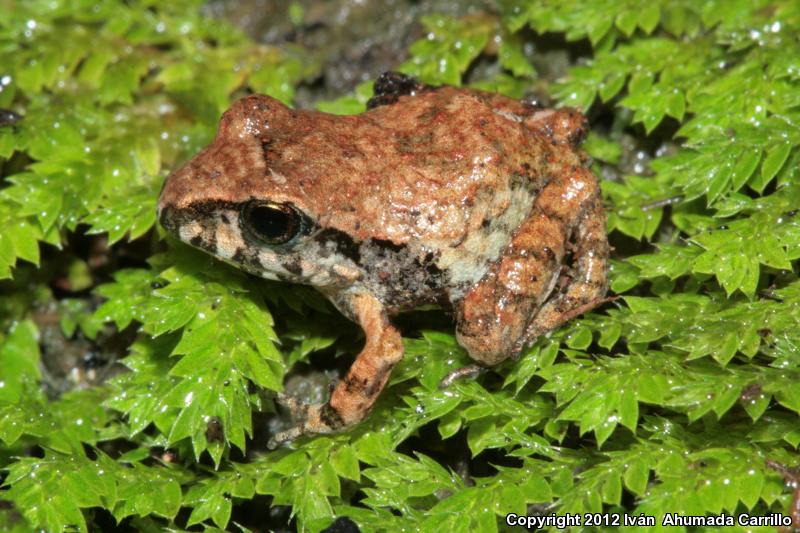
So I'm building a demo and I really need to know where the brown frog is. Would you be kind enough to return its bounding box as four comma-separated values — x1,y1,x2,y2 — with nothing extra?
157,72,609,447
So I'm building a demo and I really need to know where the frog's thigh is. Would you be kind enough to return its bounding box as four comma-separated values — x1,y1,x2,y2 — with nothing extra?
455,168,599,365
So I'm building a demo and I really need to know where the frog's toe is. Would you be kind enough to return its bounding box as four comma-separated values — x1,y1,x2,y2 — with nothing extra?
267,425,304,450
269,393,315,449
274,392,302,412
268,401,341,449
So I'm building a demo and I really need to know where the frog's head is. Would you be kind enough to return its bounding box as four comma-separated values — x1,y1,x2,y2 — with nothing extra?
157,95,363,288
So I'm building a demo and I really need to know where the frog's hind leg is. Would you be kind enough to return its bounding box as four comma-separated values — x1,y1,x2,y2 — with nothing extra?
453,166,608,369
519,196,609,347
268,292,403,448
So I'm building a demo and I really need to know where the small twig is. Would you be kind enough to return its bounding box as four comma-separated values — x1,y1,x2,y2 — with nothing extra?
438,364,486,389
759,290,785,302
641,195,684,211
766,459,800,531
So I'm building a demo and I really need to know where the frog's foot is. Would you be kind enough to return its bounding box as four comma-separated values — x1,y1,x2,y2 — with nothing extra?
522,296,616,350
268,399,339,450
268,293,403,450
519,197,611,348
438,364,486,389
274,392,302,412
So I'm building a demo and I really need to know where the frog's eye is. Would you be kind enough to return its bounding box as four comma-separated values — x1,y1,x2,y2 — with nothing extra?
242,201,302,245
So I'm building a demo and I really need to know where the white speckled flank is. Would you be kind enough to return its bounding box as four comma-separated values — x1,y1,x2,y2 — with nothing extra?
438,185,535,297
178,221,203,243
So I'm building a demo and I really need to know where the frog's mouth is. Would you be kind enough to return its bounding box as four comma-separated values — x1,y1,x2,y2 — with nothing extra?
158,200,240,251
157,203,210,240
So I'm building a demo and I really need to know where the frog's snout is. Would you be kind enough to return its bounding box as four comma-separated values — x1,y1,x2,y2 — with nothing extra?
157,204,177,234
157,167,183,236
157,157,201,222
157,162,195,236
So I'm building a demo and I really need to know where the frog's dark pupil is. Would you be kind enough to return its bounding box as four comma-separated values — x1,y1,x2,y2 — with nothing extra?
245,202,299,245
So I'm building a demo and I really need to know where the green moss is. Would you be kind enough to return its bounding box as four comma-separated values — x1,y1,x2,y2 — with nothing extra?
1,1,800,531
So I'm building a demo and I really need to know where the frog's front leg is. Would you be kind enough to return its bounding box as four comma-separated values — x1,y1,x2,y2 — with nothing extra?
268,292,403,449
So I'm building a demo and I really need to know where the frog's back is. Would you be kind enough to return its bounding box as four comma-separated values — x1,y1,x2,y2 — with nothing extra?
258,87,559,246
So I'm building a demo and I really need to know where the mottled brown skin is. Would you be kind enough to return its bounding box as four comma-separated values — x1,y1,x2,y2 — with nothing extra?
158,72,609,448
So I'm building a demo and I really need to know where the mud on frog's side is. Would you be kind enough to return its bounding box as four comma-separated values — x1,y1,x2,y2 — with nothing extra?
157,72,609,447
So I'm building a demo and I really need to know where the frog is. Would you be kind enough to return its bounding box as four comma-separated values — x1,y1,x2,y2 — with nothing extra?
157,71,610,448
